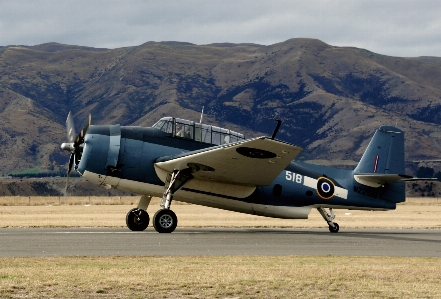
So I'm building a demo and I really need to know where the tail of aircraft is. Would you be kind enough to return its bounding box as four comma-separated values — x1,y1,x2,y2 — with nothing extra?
354,125,405,175
353,125,411,203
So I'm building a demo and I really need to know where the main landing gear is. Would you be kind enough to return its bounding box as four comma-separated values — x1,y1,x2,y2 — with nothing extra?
126,195,152,231
152,209,178,233
317,207,340,233
126,169,193,233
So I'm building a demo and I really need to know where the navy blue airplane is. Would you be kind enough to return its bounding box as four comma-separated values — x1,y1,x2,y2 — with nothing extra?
61,113,416,233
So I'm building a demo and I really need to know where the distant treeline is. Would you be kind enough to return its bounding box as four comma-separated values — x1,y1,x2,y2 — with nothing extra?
5,172,80,179
417,166,441,181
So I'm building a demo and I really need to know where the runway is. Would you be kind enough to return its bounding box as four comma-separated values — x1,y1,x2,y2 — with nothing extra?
0,228,440,257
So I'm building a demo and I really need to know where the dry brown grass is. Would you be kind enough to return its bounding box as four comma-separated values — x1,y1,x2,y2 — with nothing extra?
0,196,140,206
0,256,440,298
0,197,440,229
402,197,441,205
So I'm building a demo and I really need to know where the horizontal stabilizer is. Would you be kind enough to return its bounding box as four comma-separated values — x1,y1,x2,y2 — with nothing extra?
354,173,413,188
402,177,438,182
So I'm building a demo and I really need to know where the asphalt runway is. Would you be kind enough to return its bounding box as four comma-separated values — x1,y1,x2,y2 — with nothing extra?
0,228,440,257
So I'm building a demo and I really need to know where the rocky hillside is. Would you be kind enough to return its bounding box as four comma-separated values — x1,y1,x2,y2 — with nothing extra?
1,38,441,177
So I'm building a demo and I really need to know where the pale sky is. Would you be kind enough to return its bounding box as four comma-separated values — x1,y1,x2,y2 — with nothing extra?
1,0,440,57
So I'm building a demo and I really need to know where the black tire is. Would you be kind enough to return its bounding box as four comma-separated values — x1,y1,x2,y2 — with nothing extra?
126,208,149,231
153,209,178,233
328,222,339,233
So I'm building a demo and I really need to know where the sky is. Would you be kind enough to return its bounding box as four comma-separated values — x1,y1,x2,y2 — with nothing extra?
1,0,440,57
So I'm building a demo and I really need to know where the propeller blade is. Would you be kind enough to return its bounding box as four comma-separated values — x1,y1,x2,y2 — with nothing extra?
74,114,92,146
65,153,74,194
66,111,77,143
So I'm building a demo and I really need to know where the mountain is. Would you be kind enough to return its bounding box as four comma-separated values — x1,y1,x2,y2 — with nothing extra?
1,38,441,178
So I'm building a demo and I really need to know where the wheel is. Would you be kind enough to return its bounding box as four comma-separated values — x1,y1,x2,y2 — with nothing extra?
328,222,339,233
126,208,149,231
153,209,178,233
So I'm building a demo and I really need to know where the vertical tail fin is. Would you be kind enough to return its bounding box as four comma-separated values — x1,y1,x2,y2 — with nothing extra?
354,125,405,175
353,126,410,204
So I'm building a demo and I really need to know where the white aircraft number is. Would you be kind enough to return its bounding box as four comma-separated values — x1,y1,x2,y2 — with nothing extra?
285,171,303,184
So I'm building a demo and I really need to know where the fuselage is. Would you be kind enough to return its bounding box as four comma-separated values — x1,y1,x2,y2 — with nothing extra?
76,124,403,220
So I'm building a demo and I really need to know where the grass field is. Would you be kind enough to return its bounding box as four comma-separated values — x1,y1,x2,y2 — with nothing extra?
0,197,440,229
0,256,440,298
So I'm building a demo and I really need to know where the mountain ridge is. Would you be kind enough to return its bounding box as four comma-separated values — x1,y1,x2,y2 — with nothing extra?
0,38,441,177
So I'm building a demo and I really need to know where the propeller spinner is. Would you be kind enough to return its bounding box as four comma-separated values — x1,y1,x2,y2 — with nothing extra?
60,112,91,193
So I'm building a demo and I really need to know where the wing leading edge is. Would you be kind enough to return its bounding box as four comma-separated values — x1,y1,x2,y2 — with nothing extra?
154,137,302,187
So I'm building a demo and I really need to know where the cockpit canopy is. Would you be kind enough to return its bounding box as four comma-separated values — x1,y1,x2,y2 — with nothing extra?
152,117,245,146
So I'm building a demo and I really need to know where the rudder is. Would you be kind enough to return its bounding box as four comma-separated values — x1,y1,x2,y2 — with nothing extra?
354,125,405,175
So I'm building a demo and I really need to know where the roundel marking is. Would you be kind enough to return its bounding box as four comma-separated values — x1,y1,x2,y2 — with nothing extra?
236,147,277,159
316,177,335,200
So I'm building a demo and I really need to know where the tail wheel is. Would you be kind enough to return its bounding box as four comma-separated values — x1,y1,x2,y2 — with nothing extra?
153,209,178,233
328,223,339,233
126,208,149,231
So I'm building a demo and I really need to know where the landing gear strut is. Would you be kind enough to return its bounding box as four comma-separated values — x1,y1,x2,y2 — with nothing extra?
152,169,193,233
317,207,340,233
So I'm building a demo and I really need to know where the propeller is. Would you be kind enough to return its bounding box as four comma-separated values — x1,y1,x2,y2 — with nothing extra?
60,112,91,194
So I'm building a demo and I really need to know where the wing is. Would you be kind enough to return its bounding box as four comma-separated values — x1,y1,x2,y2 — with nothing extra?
154,137,302,186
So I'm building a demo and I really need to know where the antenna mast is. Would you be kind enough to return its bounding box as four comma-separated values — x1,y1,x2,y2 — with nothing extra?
199,106,204,123
270,118,282,139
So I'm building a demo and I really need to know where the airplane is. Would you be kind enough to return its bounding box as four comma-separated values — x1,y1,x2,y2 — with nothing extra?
61,112,418,233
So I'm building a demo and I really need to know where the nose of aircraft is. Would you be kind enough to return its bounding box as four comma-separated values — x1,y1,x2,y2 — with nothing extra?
61,112,91,193
60,142,75,152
